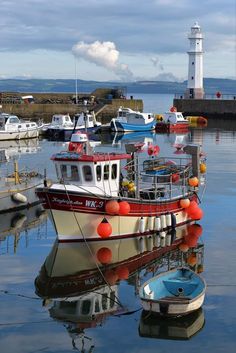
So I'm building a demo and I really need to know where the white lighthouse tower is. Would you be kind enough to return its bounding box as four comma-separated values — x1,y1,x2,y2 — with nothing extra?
185,22,204,99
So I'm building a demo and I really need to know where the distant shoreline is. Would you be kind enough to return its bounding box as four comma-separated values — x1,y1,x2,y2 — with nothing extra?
0,78,235,95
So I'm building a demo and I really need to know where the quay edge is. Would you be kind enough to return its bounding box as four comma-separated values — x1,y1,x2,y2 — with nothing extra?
0,90,143,124
173,98,236,120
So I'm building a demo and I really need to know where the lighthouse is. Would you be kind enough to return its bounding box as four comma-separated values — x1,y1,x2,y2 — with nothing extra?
185,22,204,99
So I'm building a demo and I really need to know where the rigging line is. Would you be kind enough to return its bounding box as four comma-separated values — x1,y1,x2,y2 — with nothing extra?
112,307,143,317
0,319,53,327
61,180,124,309
0,289,40,300
207,284,236,287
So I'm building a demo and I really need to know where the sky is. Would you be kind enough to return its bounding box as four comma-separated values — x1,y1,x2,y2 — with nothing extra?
0,0,235,82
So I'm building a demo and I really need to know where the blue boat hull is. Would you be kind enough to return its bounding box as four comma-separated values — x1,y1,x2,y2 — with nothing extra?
110,120,156,132
139,267,206,316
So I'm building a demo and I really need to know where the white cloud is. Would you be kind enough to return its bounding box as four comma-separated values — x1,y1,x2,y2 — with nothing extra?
0,0,234,79
72,40,134,81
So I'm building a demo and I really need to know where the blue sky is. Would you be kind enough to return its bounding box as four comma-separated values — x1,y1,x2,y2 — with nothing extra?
0,0,235,82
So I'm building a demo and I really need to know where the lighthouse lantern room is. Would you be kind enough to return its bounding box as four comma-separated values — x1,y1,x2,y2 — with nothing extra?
185,22,204,99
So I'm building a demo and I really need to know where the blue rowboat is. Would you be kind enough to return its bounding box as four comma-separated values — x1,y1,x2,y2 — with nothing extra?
139,267,206,317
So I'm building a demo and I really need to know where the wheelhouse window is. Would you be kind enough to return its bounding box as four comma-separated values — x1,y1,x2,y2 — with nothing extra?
96,165,102,181
83,165,93,181
60,164,80,181
102,294,108,310
59,301,77,314
111,164,117,179
104,165,109,180
110,291,116,308
9,117,20,124
81,300,91,315
71,165,79,181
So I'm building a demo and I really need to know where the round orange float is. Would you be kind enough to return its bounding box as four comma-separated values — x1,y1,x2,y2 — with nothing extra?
104,269,119,285
188,177,199,187
96,247,112,264
187,223,203,237
171,173,180,183
105,200,120,215
179,242,189,253
190,207,204,220
116,266,129,280
180,198,190,208
118,201,130,215
97,218,112,238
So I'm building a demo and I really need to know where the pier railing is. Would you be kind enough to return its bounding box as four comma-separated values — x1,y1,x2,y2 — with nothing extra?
174,93,236,100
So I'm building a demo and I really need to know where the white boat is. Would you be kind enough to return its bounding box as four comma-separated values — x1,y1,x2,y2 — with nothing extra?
0,113,39,140
156,109,189,133
35,132,206,243
0,204,47,243
44,111,101,140
139,267,206,316
110,107,156,132
0,161,43,213
139,307,205,340
0,138,40,162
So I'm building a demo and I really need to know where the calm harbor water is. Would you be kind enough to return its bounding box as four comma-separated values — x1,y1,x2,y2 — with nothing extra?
0,93,236,353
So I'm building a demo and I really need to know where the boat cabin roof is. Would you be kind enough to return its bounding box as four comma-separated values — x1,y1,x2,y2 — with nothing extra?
0,114,20,124
51,152,131,162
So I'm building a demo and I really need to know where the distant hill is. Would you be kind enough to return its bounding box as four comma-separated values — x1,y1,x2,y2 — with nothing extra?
0,78,235,95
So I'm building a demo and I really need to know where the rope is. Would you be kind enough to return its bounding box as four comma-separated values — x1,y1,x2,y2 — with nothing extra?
57,179,124,309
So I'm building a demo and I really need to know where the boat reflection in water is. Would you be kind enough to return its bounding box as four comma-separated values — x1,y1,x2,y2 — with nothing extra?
0,138,40,163
35,221,205,349
139,307,205,340
0,204,47,253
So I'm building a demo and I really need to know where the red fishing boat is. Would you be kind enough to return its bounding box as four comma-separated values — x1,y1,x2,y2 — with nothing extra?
156,108,189,133
36,132,206,243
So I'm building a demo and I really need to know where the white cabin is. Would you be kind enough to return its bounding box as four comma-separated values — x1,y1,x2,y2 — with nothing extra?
49,114,74,129
52,133,130,197
162,112,188,124
117,107,155,125
49,285,118,323
73,111,101,129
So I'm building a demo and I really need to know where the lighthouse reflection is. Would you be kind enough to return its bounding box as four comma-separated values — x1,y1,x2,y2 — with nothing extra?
35,222,205,349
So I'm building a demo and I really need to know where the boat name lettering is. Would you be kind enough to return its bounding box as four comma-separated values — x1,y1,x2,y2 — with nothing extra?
85,200,104,208
85,276,103,285
52,197,83,206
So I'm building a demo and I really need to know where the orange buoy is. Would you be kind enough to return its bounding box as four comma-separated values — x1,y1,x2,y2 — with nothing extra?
184,233,199,248
186,200,199,216
116,266,129,280
170,106,177,112
187,223,203,237
97,218,112,238
188,177,199,187
190,207,204,220
180,198,191,208
118,201,130,215
179,242,189,253
187,253,197,266
105,200,120,215
147,144,154,155
171,173,180,183
153,145,160,155
104,269,119,285
200,163,207,173
96,247,112,264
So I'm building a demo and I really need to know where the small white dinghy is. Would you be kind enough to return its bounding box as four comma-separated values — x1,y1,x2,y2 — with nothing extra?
139,267,206,317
